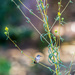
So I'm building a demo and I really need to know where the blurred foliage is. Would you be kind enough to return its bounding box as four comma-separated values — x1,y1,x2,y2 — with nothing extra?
0,0,33,45
8,25,33,42
0,0,21,43
37,33,55,50
0,0,22,26
0,57,11,75
37,39,48,51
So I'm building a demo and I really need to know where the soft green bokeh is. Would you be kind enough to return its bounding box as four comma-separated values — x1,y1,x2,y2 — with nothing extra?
0,0,23,44
0,57,11,75
0,0,34,47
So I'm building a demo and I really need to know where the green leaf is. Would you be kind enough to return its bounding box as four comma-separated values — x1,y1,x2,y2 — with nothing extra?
21,51,23,54
6,37,8,40
60,36,64,42
54,16,59,21
17,5,20,9
29,9,34,15
26,17,30,23
69,0,73,3
59,64,67,68
15,44,17,47
46,4,49,8
48,67,52,72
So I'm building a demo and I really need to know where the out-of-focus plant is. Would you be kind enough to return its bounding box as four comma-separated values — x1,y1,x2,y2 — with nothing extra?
0,57,11,75
4,0,75,75
0,0,23,44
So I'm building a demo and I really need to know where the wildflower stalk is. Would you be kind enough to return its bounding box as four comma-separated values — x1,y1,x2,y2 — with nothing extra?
49,0,63,74
39,0,60,74
6,0,73,75
19,0,44,22
55,0,62,74
36,0,50,37
58,0,62,51
12,0,57,73
36,0,44,19
61,0,71,14
12,0,50,45
4,27,55,73
8,35,33,60
40,0,52,43
50,0,71,31
46,0,47,14
35,2,58,73
68,53,75,75
35,3,57,71
36,0,51,41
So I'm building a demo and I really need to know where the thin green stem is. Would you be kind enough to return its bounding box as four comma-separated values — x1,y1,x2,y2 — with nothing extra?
36,0,45,20
7,35,33,60
5,34,55,73
12,0,50,45
19,0,44,22
40,0,52,43
61,0,70,14
46,0,48,14
68,54,75,75
50,0,70,31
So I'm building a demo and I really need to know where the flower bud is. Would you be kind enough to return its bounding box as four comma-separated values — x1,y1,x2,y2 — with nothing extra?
5,27,8,31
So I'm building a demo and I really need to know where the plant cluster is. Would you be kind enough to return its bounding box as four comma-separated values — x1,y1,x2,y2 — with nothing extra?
4,0,74,75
